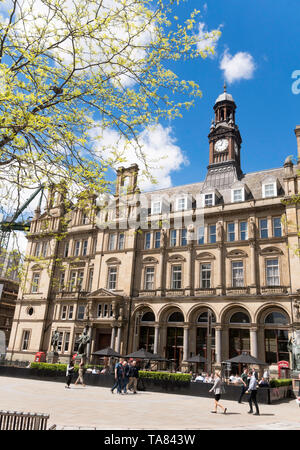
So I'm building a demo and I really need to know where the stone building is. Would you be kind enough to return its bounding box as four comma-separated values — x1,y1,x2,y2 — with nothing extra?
7,88,300,373
0,277,19,352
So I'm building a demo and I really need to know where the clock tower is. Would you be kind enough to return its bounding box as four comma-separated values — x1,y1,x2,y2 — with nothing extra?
204,84,243,189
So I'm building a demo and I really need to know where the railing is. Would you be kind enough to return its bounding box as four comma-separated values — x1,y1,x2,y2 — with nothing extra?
0,410,55,430
194,288,216,296
165,289,185,297
226,287,250,295
261,286,288,295
138,290,157,297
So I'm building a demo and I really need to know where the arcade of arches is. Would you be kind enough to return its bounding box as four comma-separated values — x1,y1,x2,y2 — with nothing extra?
134,305,291,369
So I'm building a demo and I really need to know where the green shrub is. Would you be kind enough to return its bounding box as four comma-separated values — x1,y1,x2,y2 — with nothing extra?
269,379,292,388
30,362,71,372
139,371,191,383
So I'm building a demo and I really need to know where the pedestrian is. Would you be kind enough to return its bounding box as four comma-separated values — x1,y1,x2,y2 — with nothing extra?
246,369,260,415
122,360,130,394
65,359,75,389
74,361,86,387
238,368,249,403
111,358,124,394
127,360,139,394
209,370,227,414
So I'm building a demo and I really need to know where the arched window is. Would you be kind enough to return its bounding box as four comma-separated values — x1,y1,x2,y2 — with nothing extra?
197,311,216,323
141,311,155,322
168,311,184,322
265,312,288,325
230,312,250,324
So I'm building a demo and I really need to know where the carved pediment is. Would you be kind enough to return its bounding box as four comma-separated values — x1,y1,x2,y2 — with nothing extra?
106,257,121,265
227,249,248,258
168,254,186,262
87,288,123,299
196,252,215,260
260,246,283,256
142,256,158,264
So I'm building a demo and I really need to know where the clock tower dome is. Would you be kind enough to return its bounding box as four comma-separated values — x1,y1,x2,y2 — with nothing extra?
204,84,243,189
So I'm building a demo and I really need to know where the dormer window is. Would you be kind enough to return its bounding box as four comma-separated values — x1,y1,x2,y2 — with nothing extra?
151,200,161,215
204,193,214,207
262,182,277,198
232,188,244,203
176,196,187,211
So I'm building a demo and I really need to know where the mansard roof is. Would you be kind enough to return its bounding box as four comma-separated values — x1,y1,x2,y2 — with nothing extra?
140,166,285,204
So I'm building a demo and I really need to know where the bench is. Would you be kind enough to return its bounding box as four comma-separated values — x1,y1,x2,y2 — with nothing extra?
0,410,56,430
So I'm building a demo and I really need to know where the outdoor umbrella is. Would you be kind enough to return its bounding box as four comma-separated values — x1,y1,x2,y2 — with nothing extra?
92,347,123,358
224,352,267,366
151,353,169,361
125,348,157,360
186,354,207,363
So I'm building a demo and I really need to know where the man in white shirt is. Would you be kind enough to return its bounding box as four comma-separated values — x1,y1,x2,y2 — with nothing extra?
246,370,260,415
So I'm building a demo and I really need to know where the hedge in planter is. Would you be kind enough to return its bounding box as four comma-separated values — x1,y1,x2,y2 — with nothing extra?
269,379,292,388
139,371,191,383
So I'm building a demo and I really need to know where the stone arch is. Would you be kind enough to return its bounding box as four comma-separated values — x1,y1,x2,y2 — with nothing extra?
220,304,253,324
157,304,186,323
187,304,218,323
256,303,291,326
132,304,156,321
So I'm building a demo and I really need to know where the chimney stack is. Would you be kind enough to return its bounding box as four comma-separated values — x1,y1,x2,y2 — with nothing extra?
294,125,300,164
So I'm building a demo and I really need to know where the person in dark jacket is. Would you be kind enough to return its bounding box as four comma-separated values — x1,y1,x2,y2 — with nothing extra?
111,358,124,394
65,359,75,388
122,360,130,394
238,368,249,403
127,360,139,394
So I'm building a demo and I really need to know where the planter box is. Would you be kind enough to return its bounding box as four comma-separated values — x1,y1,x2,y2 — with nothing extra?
0,366,291,404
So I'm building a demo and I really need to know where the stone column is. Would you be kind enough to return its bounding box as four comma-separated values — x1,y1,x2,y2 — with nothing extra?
110,326,116,349
216,244,223,295
116,326,122,353
249,241,257,294
183,326,189,361
250,327,258,358
215,326,222,365
154,325,160,354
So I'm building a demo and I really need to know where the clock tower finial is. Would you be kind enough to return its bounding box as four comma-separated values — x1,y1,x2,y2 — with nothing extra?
204,88,243,188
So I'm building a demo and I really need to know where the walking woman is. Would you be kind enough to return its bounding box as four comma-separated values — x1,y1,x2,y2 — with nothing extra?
209,370,227,414
74,361,86,387
65,359,75,389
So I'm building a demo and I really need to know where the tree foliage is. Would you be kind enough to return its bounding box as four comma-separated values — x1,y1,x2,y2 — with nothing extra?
0,0,220,208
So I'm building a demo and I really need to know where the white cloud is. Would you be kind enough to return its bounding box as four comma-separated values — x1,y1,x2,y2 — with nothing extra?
90,123,189,191
220,50,256,84
196,22,222,58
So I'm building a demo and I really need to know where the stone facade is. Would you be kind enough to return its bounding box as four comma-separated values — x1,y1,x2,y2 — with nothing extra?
7,89,300,373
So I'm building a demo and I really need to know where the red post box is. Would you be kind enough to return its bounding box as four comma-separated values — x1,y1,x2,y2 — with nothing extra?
34,352,46,362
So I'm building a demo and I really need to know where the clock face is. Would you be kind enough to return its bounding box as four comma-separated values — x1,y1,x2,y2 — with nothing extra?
215,138,229,152
234,142,239,155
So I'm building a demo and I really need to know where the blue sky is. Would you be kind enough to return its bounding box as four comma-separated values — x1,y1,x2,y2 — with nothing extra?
159,0,300,188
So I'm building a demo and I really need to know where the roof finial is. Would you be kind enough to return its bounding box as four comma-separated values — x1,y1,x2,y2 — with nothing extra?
224,80,227,93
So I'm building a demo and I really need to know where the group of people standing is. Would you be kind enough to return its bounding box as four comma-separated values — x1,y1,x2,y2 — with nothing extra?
209,367,266,415
111,358,139,394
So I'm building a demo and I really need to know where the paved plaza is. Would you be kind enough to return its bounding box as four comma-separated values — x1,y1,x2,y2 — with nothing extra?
0,376,299,430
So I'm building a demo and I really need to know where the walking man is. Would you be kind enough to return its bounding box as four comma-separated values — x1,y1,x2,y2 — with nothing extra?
127,360,139,394
246,369,260,415
238,368,249,403
111,358,124,394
